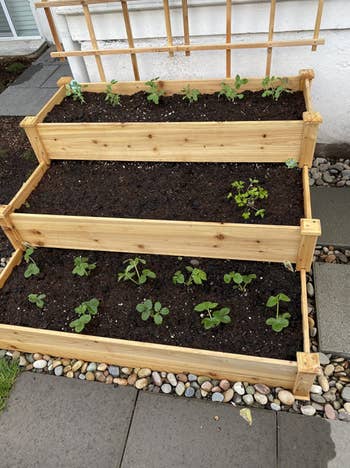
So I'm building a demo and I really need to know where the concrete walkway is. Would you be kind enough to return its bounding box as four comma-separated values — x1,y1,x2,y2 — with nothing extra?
0,373,349,468
0,48,71,116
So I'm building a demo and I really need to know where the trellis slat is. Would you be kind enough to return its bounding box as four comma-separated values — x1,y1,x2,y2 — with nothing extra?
226,0,232,78
81,1,106,81
182,0,190,56
121,0,140,80
312,0,324,51
266,0,276,76
163,0,174,57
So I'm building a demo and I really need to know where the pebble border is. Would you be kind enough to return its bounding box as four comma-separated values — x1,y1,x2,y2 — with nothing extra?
309,157,350,187
0,349,349,421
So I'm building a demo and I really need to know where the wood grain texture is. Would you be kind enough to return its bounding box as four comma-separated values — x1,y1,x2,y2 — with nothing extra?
293,352,320,399
300,269,310,353
10,214,301,263
8,163,48,211
0,324,298,388
302,165,312,219
37,121,304,162
0,250,22,288
296,218,321,271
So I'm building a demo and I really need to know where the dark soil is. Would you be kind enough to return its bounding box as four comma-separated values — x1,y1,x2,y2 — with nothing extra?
0,117,37,204
19,161,303,225
44,91,305,123
0,248,302,359
0,58,34,94
0,231,11,259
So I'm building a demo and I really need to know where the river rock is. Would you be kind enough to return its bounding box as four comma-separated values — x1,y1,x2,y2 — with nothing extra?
135,378,149,389
33,359,47,369
341,386,350,402
223,388,234,402
254,393,268,405
301,405,316,416
254,383,270,395
233,381,245,395
175,382,185,396
324,403,337,420
161,383,172,394
212,392,224,403
278,390,295,406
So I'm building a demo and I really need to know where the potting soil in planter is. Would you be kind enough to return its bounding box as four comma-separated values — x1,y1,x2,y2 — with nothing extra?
19,162,303,226
44,91,305,123
0,249,302,360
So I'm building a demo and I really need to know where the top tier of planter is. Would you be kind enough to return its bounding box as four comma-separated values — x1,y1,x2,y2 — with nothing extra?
21,69,321,166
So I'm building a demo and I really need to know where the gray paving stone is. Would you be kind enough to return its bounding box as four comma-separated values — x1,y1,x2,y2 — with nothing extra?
0,86,56,115
311,187,350,247
11,63,59,88
121,392,276,468
314,263,350,357
41,63,72,87
0,372,137,468
278,412,350,468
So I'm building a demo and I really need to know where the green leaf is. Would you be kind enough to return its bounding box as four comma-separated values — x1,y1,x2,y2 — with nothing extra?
160,307,169,316
75,304,87,315
194,302,218,312
144,299,153,310
202,317,215,330
85,298,99,315
24,263,40,278
141,310,151,321
143,269,156,279
266,296,278,307
278,293,290,303
24,247,34,262
80,314,92,324
281,312,291,319
233,272,243,284
173,271,185,284
214,307,230,317
136,303,146,313
224,273,232,284
266,317,275,326
242,211,250,220
139,275,147,284
154,314,163,325
154,301,162,313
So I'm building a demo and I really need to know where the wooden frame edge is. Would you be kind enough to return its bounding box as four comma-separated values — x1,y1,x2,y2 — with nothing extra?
8,163,48,211
0,249,23,288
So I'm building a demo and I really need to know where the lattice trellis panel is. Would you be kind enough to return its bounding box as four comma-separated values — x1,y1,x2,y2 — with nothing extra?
35,0,325,81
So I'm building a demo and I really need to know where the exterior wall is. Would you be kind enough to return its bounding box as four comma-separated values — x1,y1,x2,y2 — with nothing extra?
35,0,350,143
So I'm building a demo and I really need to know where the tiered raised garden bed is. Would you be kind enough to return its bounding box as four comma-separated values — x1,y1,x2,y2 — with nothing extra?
0,70,322,398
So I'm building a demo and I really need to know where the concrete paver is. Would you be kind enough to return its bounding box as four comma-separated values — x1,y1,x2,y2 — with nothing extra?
0,373,137,468
314,263,350,357
121,392,277,468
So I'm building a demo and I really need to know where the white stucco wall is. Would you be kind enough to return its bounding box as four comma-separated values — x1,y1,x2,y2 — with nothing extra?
36,0,350,143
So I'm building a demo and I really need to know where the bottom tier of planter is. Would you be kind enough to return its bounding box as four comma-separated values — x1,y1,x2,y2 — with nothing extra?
0,248,320,398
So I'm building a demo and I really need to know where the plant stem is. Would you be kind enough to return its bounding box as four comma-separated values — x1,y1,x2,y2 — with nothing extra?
276,300,280,319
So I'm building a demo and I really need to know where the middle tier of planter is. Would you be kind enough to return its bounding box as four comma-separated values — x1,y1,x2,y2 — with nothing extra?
3,160,320,271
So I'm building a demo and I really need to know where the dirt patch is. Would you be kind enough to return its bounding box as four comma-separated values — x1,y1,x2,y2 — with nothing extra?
0,58,34,94
44,90,305,123
19,161,303,225
0,248,302,360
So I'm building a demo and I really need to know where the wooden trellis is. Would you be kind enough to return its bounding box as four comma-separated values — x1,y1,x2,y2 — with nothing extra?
36,0,324,80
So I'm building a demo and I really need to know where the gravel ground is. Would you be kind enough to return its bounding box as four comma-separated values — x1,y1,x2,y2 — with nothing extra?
309,157,350,187
1,349,349,421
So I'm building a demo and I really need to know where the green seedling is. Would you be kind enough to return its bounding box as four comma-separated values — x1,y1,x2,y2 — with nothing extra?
218,75,248,102
227,178,268,219
285,158,298,169
69,298,99,333
105,79,121,107
145,77,165,104
72,256,96,277
181,85,201,103
194,302,231,330
28,293,46,309
265,293,291,332
65,79,85,104
224,271,256,292
172,266,207,286
262,76,292,101
23,247,40,278
136,299,170,325
118,257,156,285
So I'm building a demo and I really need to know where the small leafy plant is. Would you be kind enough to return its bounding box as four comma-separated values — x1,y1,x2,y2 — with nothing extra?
224,271,256,292
72,256,96,277
118,257,156,285
194,302,231,330
0,357,20,412
265,293,291,332
65,79,85,104
172,266,207,286
136,299,170,325
28,293,46,309
69,298,100,333
145,77,165,104
285,158,298,169
218,75,248,102
261,76,292,101
227,178,268,219
5,62,26,73
105,79,121,107
181,85,201,103
23,247,40,279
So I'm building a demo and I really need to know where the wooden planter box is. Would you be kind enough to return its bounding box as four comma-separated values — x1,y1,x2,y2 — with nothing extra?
0,250,320,399
20,69,321,167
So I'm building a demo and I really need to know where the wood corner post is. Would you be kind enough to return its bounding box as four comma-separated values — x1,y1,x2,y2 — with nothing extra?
0,205,23,252
57,76,73,88
299,111,323,168
293,352,320,400
299,68,315,84
20,116,50,166
296,218,321,272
